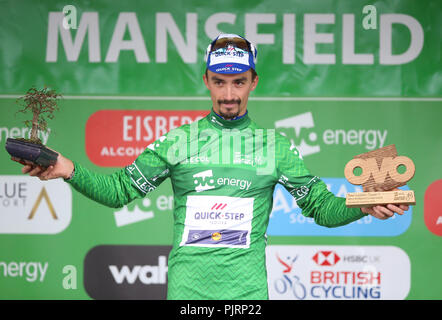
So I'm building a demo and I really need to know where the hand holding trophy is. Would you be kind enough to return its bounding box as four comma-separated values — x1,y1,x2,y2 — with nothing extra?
344,144,416,208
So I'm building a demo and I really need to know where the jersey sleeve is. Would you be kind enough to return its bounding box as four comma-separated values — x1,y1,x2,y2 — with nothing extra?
124,134,172,195
275,134,366,227
66,134,172,208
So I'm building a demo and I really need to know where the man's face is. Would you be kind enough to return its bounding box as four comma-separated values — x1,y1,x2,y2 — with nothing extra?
203,69,258,120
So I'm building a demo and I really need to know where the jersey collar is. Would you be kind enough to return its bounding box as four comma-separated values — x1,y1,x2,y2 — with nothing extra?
208,108,251,130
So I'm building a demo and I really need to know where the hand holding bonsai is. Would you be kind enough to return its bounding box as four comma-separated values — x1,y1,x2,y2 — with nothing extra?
6,86,74,180
11,153,74,180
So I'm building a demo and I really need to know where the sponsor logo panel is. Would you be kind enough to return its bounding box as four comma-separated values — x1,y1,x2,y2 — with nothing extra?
266,245,410,300
424,179,442,236
85,110,208,167
0,127,51,145
113,194,173,227
180,195,254,248
267,177,412,236
0,176,72,234
83,245,172,300
0,261,49,285
275,111,388,157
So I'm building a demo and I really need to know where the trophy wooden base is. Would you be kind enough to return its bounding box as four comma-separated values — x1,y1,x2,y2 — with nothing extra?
346,190,416,208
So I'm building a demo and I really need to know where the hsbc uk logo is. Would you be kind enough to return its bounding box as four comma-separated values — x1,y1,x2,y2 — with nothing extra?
312,250,381,266
312,251,341,266
275,112,388,157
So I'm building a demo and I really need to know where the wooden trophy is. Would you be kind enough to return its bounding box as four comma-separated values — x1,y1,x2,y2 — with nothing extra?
344,144,416,208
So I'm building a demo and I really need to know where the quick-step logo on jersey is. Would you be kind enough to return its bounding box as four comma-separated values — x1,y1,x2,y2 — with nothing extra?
180,195,254,248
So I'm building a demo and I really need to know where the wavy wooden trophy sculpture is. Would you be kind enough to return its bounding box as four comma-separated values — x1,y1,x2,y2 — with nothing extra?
344,144,416,208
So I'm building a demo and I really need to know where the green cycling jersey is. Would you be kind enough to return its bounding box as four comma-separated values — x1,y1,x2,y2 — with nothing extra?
67,109,365,299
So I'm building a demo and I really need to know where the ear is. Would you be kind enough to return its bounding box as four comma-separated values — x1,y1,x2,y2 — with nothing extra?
203,73,210,90
250,75,259,92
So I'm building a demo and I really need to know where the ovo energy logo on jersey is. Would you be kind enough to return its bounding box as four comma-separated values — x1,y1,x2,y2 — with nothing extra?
193,170,215,192
192,170,252,192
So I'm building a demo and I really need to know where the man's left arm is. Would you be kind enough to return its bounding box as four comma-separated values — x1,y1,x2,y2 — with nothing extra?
297,178,408,227
295,179,408,227
280,175,366,228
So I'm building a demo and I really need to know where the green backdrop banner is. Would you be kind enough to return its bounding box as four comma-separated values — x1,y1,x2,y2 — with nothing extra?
0,0,441,300
1,0,441,97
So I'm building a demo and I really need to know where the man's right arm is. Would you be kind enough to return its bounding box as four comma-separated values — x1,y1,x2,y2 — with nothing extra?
13,153,144,208
13,142,171,208
64,161,145,208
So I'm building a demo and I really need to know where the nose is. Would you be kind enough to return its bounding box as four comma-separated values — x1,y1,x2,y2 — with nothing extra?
224,83,234,100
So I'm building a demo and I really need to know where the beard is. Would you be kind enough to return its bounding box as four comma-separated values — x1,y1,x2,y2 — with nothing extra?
217,99,242,120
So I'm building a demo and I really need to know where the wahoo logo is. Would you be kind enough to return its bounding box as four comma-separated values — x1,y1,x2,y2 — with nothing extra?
193,170,215,192
108,255,168,284
275,112,320,157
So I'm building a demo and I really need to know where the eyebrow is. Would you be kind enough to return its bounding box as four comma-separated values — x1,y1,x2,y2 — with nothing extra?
211,76,248,82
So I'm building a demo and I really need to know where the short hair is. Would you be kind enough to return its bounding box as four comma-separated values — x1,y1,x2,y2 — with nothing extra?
205,68,258,82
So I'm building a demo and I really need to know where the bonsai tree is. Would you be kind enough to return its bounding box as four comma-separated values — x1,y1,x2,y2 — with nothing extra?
16,86,62,144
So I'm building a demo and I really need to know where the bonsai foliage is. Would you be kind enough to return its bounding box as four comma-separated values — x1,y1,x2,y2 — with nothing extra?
16,86,62,144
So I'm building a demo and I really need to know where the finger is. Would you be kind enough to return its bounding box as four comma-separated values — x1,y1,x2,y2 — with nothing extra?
28,166,44,177
399,204,409,212
373,206,391,219
386,204,404,215
39,166,54,180
377,205,395,218
22,165,34,174
370,206,388,220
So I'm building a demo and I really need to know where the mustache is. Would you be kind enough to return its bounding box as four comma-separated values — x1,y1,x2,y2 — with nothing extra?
218,99,241,105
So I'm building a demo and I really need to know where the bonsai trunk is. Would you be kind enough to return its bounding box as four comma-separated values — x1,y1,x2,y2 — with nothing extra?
30,110,39,142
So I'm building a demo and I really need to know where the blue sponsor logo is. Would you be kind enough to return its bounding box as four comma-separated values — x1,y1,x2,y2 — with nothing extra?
186,229,248,246
213,47,246,57
267,178,412,236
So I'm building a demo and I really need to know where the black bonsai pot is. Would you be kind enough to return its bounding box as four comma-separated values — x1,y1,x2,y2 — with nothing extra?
5,138,58,167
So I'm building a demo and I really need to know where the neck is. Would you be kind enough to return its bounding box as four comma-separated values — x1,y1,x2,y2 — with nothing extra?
212,109,248,121
208,108,251,130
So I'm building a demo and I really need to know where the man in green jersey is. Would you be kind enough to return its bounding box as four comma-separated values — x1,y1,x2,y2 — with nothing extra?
14,34,409,300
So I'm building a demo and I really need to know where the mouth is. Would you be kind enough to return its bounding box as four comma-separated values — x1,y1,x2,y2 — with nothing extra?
218,100,241,110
